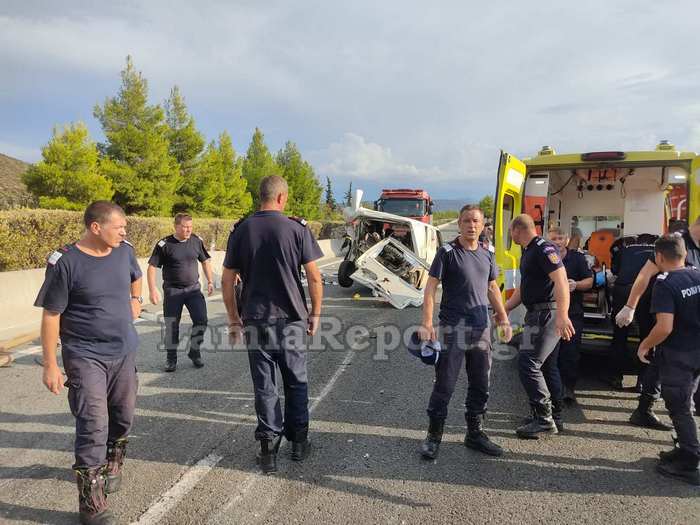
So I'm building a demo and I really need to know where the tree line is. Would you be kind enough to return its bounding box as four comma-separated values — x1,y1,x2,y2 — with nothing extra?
22,56,323,219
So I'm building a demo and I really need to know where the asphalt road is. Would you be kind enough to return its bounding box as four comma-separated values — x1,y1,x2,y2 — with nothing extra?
1,246,699,524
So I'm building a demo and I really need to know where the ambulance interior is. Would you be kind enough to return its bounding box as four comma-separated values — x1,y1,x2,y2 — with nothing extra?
523,165,689,343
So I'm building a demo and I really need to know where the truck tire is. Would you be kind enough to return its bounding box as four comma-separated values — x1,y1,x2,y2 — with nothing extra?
338,260,356,288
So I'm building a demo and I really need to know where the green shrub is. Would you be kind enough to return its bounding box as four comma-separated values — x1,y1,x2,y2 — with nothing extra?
0,209,341,271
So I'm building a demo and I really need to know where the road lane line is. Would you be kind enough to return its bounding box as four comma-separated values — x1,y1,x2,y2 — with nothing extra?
130,453,224,525
207,347,357,524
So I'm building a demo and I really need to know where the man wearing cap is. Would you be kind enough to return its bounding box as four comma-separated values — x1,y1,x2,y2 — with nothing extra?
418,204,512,459
505,214,574,439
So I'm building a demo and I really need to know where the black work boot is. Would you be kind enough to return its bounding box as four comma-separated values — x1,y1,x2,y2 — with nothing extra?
164,358,177,372
656,448,700,486
105,438,127,494
256,435,282,474
516,402,558,439
420,418,444,460
659,446,683,464
187,351,204,368
291,438,311,461
629,395,672,431
75,467,116,525
464,414,504,457
552,399,565,433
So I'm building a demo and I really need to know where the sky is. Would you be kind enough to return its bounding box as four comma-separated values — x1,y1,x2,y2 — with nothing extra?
2,0,700,202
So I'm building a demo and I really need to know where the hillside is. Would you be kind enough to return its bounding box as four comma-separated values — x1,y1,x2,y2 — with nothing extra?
0,153,35,209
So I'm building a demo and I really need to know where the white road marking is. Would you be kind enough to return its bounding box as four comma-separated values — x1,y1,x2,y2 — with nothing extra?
206,347,356,524
129,453,224,525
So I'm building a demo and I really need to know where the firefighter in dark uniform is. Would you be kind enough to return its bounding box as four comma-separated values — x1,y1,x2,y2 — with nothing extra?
547,226,593,404
147,213,213,372
505,214,575,439
34,201,142,525
418,205,512,460
616,217,700,419
222,175,324,474
637,235,700,486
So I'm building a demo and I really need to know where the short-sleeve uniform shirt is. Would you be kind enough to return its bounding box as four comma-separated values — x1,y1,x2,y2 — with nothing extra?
650,267,700,353
520,236,563,306
223,211,323,322
562,249,592,316
429,238,498,327
148,234,210,288
34,241,142,359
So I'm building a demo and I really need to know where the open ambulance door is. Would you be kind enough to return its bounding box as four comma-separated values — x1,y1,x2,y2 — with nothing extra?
690,155,700,223
494,151,525,301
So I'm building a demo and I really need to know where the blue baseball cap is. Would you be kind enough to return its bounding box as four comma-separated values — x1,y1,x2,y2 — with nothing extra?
407,330,441,365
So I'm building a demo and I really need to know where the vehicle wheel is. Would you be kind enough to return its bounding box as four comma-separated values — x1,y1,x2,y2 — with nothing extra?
338,260,356,288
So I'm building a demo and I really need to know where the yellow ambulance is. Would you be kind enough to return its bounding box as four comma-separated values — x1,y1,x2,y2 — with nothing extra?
494,141,698,349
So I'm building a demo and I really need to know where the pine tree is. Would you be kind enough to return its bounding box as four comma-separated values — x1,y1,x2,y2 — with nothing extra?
344,181,353,207
23,123,113,210
324,176,337,209
188,132,252,218
93,56,181,216
242,128,282,210
165,85,205,175
478,195,494,219
276,141,322,219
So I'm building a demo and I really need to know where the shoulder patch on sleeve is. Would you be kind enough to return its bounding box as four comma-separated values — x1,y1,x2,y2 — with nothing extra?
157,239,166,248
656,272,669,280
536,238,546,246
289,216,308,226
547,252,561,265
443,244,454,253
48,251,63,266
195,234,204,241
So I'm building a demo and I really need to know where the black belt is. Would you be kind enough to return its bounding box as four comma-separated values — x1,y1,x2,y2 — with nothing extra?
526,302,557,312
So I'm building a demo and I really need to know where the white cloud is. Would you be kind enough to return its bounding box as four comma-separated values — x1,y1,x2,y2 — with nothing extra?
314,133,445,184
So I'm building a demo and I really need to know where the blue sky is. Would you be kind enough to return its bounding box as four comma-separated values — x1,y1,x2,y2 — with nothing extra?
2,1,700,201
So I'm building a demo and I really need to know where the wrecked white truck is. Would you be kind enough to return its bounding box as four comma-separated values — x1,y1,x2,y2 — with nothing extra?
338,190,444,309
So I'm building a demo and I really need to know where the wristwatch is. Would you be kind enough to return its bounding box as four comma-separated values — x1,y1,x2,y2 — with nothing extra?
131,296,143,304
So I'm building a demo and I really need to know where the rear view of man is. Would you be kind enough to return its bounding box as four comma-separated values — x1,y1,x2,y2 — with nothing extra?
35,201,142,525
147,213,213,372
222,175,324,474
637,235,700,485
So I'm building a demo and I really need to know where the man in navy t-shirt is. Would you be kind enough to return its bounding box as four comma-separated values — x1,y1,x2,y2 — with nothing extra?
222,175,324,474
637,235,700,486
418,205,512,460
34,201,142,525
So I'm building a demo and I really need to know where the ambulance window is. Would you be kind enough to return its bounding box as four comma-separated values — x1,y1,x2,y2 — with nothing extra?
503,193,514,250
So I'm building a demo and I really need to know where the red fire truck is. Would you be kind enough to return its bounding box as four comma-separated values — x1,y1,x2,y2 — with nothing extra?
374,189,434,224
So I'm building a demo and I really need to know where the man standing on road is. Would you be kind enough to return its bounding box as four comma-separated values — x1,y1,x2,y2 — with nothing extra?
637,235,700,486
548,227,593,404
419,205,512,459
222,175,324,474
35,201,142,525
616,216,700,419
147,213,213,372
505,214,574,439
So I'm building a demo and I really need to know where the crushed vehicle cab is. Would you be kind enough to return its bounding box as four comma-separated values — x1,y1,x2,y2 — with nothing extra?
494,141,699,351
339,189,443,308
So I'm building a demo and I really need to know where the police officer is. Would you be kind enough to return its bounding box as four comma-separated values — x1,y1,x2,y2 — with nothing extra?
505,214,574,439
35,201,142,525
222,175,324,474
419,205,512,459
637,235,700,486
616,217,700,419
147,213,213,372
548,226,593,404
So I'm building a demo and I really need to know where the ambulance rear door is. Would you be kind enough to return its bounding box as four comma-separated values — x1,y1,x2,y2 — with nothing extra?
494,150,525,299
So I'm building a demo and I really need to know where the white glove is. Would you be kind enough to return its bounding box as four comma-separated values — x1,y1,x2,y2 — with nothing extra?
615,305,635,327
568,279,577,292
